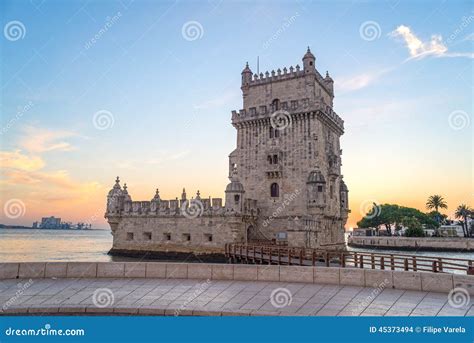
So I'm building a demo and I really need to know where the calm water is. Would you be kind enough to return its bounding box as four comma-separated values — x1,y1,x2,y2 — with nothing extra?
0,229,473,262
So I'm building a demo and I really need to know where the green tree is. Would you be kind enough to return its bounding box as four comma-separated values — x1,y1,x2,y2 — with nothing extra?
454,204,473,238
426,195,448,221
357,203,439,236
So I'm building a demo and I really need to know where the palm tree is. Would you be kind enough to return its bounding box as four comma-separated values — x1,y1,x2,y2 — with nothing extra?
455,204,473,237
426,195,448,213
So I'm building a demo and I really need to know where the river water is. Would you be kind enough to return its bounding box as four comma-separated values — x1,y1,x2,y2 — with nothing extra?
0,228,473,262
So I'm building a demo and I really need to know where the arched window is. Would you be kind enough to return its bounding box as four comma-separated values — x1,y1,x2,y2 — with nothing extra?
273,155,278,164
270,183,279,198
234,194,240,203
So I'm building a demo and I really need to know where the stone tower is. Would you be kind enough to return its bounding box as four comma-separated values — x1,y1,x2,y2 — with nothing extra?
229,47,349,248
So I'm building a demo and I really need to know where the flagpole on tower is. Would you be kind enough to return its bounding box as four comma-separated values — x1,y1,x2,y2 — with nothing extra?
257,56,259,75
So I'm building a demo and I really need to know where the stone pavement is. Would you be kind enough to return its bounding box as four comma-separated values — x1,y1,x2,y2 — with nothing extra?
0,278,472,316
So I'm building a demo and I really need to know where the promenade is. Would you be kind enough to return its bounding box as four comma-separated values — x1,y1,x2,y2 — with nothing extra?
1,277,472,316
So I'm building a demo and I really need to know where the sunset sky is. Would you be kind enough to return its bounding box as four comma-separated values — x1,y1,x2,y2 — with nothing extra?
1,0,472,229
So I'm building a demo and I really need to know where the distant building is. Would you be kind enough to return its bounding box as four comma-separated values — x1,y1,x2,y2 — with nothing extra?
32,217,92,230
39,216,61,229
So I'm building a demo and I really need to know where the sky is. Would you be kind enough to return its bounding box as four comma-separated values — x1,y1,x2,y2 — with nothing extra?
0,0,472,229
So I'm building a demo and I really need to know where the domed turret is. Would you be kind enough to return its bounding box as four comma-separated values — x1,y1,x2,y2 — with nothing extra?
106,177,124,214
302,47,315,74
307,169,326,184
324,71,334,95
340,179,349,210
225,176,245,213
306,170,327,208
241,62,252,87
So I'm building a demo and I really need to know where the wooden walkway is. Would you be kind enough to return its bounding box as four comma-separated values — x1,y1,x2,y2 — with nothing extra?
225,244,474,274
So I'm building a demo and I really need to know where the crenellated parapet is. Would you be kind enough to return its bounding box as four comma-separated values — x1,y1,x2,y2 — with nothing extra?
105,179,237,219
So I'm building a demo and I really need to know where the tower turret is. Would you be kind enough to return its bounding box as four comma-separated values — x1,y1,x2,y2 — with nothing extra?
241,62,252,90
324,70,334,95
302,47,316,74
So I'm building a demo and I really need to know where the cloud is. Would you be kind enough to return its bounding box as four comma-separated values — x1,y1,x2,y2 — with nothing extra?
0,150,45,171
18,126,79,153
337,67,394,93
390,25,473,60
116,150,190,170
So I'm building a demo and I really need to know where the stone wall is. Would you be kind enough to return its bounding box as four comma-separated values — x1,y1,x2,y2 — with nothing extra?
1,262,472,294
348,236,474,252
110,215,246,255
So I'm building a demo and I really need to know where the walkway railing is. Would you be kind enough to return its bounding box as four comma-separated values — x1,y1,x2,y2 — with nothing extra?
224,243,474,275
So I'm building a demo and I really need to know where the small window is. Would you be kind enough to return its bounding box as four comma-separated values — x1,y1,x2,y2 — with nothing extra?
260,105,267,114
317,185,323,192
271,99,280,112
143,232,152,240
330,185,334,199
126,232,134,241
205,234,213,242
183,233,191,241
249,107,256,115
291,100,298,110
164,233,171,241
309,61,313,66
270,183,279,198
273,155,278,164
234,194,240,203
269,127,274,138
281,102,288,110
274,129,280,138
